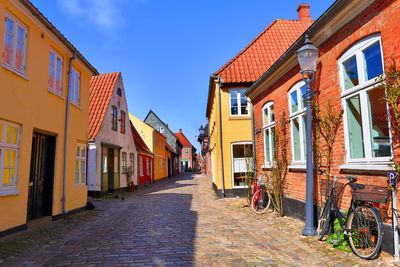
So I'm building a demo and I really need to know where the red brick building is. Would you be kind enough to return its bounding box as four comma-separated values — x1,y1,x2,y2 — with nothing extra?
246,0,400,252
130,122,154,185
175,129,196,171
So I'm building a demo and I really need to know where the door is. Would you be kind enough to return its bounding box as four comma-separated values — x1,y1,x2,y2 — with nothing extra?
168,158,171,177
28,133,55,220
107,148,114,192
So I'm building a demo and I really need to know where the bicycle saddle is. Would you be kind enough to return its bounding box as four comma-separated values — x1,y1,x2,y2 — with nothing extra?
347,176,357,183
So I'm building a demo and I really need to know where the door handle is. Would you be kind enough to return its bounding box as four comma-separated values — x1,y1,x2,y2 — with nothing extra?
29,182,33,186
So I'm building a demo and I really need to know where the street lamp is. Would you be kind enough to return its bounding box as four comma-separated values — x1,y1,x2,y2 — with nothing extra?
296,34,319,236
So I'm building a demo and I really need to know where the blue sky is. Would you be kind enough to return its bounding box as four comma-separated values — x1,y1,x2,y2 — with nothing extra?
31,0,334,149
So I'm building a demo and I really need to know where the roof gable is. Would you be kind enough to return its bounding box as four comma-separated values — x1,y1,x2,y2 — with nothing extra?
130,121,152,155
174,131,192,147
88,72,121,140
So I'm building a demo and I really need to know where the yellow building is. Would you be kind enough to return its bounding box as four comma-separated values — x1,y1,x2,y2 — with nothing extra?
129,114,167,180
206,13,311,197
0,0,97,234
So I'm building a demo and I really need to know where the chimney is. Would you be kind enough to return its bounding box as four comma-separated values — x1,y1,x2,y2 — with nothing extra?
297,4,312,22
179,129,182,133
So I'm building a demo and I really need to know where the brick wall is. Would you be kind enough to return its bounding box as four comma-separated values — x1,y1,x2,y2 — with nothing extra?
251,0,400,219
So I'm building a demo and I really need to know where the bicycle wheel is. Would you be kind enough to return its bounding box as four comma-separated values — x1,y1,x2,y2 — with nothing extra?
317,199,332,241
347,205,383,260
251,188,271,214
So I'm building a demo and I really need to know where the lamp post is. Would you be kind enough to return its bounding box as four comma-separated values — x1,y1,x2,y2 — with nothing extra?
296,34,319,236
198,125,206,173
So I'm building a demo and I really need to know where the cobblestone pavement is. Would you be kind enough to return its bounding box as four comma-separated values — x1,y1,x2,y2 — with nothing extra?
0,173,399,266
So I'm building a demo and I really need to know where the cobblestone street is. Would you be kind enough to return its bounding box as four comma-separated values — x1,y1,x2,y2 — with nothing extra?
0,173,397,266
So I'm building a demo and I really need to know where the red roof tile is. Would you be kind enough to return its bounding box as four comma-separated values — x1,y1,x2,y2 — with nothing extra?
88,72,121,140
174,131,192,147
214,19,312,83
130,121,153,155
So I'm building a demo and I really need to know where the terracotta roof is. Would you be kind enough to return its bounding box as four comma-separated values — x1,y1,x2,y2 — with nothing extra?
130,121,153,155
174,131,192,147
214,19,312,83
88,72,121,140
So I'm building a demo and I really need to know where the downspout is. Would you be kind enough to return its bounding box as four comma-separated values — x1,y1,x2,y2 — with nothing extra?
62,51,76,215
212,75,226,197
250,100,257,172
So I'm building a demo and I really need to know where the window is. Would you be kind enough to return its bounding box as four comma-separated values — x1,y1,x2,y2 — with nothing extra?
48,51,63,95
129,153,134,171
111,106,118,131
289,81,307,163
117,88,122,96
69,67,80,105
230,89,249,116
159,127,164,134
75,144,86,185
339,35,391,162
146,158,150,175
3,15,27,73
121,152,127,174
262,102,275,166
231,143,253,187
120,111,126,134
0,121,20,193
139,156,144,176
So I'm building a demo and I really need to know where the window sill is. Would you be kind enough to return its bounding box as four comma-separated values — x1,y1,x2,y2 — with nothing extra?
2,63,29,81
229,115,251,120
48,89,65,99
0,188,19,197
340,163,393,173
70,102,81,110
288,164,306,171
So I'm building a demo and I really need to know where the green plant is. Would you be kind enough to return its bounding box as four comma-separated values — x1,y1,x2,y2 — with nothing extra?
327,218,351,253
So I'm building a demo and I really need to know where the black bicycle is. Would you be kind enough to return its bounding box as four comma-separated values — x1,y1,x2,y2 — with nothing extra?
317,169,388,260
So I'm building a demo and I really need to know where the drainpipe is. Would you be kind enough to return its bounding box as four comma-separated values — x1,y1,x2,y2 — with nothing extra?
62,51,76,215
250,100,257,171
211,75,225,197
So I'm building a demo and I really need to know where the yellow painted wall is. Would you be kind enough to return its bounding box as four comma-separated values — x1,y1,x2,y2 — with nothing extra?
207,80,252,192
0,0,95,232
129,113,154,152
153,131,167,180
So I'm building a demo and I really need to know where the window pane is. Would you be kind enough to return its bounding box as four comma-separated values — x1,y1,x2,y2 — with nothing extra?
230,91,238,115
6,126,18,145
74,72,80,103
343,56,359,90
301,86,307,109
15,26,26,71
48,52,55,88
4,18,14,65
290,91,298,113
302,115,307,159
271,127,275,161
103,155,107,173
81,160,86,184
264,129,271,162
364,42,383,81
56,57,62,92
270,105,275,122
346,94,365,158
292,118,301,161
263,107,269,126
3,149,16,186
240,95,248,115
368,88,391,157
75,160,80,184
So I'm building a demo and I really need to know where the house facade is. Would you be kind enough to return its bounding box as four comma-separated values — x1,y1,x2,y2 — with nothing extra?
246,0,400,251
144,110,182,176
130,114,168,181
175,129,196,171
206,5,312,197
130,121,154,186
87,72,137,195
0,0,97,234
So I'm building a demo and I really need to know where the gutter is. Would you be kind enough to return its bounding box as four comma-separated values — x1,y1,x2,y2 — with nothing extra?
62,51,76,214
246,0,350,98
250,100,257,172
211,75,226,197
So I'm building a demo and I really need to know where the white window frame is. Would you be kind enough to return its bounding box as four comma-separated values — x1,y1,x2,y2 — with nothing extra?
3,14,27,74
262,102,275,167
48,50,63,95
146,158,150,175
0,120,20,195
121,152,127,174
231,142,253,188
229,88,249,116
339,34,392,164
69,67,80,106
288,81,307,164
75,143,86,185
139,156,144,176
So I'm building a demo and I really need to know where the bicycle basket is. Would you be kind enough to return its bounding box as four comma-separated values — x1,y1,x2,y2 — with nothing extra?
351,184,389,203
257,174,267,186
320,179,344,197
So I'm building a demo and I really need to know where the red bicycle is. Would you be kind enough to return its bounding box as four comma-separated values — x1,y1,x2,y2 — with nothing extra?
250,172,271,214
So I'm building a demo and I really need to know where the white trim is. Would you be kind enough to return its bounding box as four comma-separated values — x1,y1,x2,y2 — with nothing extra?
339,164,393,172
262,102,275,166
48,49,63,96
288,164,306,170
75,143,86,185
69,67,81,106
229,88,249,116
